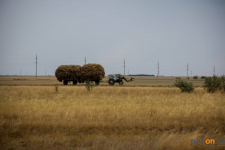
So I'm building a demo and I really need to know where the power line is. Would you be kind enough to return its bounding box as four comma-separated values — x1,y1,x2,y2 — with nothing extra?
157,61,159,78
35,54,38,78
85,57,86,65
187,63,189,77
123,59,125,76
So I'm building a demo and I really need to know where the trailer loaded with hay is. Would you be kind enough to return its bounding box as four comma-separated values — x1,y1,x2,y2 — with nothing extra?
55,64,105,85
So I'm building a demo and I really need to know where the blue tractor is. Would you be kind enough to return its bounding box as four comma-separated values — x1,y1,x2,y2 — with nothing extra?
108,75,134,85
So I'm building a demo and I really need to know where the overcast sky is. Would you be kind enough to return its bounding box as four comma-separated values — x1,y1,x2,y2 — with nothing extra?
0,0,225,76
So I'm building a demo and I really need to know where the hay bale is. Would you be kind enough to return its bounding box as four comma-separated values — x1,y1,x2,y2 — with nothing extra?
80,64,105,80
55,65,81,82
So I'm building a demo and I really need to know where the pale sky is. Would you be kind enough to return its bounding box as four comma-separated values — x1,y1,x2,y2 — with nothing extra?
0,0,225,76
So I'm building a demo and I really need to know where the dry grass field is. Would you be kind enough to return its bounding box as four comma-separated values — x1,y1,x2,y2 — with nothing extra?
0,76,204,87
0,86,225,150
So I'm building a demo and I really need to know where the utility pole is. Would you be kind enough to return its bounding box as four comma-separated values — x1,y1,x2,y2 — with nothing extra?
128,70,129,75
123,59,125,76
85,57,86,65
191,70,192,77
45,70,47,76
213,65,215,75
187,63,189,77
157,61,159,78
20,70,21,76
36,54,37,78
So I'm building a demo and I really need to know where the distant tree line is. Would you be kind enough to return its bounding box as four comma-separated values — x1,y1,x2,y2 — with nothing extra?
127,74,155,76
193,76,207,79
108,74,155,77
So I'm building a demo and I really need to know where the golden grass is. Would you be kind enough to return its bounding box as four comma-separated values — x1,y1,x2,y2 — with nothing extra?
0,86,225,149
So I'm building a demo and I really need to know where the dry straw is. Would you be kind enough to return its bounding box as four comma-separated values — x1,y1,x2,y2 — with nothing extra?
55,65,81,81
80,64,105,80
55,64,105,81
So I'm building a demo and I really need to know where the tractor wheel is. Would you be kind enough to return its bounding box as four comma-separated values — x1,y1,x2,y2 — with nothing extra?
95,81,99,85
73,81,77,85
109,79,115,85
63,80,68,85
119,81,123,85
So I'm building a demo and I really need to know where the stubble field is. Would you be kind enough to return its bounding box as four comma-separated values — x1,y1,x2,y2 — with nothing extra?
0,76,204,87
0,85,225,150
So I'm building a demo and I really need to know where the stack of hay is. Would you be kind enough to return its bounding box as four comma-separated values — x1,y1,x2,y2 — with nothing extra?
80,64,105,80
55,65,81,82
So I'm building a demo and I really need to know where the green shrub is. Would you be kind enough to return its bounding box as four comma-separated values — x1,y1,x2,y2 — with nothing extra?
55,84,58,93
219,75,225,92
176,77,181,79
201,76,206,79
193,76,198,79
203,75,221,93
174,80,194,93
85,80,95,92
116,74,124,78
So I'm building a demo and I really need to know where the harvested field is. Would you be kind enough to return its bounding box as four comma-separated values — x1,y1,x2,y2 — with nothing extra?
0,76,205,87
0,86,225,149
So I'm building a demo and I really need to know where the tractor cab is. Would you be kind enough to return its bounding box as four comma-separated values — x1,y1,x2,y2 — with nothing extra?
108,75,134,85
109,75,117,81
108,75,123,85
